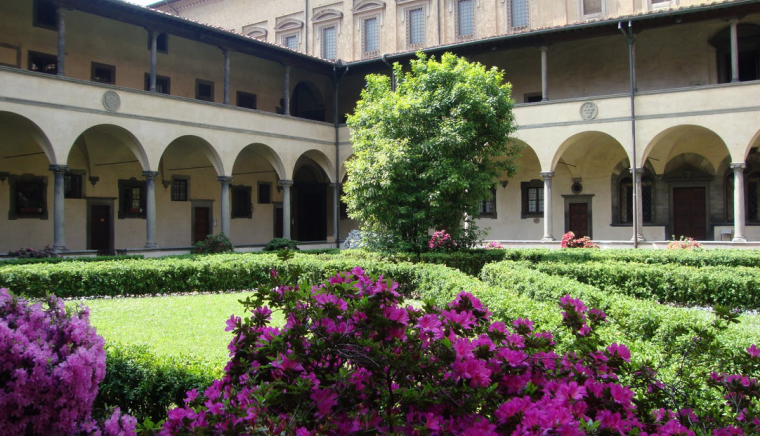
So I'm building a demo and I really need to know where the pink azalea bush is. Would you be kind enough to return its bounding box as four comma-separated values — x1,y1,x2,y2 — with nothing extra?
428,230,456,252
561,231,600,249
0,288,136,436
158,268,758,435
485,241,504,250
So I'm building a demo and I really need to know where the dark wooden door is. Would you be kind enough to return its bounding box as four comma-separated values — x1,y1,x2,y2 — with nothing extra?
90,205,111,254
568,203,589,238
673,187,706,240
194,207,210,243
275,207,283,238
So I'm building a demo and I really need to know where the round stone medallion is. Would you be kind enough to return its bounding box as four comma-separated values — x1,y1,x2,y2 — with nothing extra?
102,90,121,112
580,102,598,120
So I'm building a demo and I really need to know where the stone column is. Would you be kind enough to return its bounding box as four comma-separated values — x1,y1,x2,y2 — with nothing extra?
632,167,645,241
330,182,339,244
731,162,747,242
56,8,65,76
284,66,291,116
730,19,740,83
218,176,233,236
143,171,159,249
540,171,554,241
540,46,548,102
50,165,68,252
149,30,158,92
223,48,231,105
279,180,294,239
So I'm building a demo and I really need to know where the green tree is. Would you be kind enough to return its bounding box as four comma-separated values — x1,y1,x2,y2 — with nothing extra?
344,52,521,251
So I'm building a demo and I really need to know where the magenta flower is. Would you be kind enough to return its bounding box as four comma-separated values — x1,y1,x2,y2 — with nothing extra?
607,343,631,362
747,344,760,358
310,388,338,418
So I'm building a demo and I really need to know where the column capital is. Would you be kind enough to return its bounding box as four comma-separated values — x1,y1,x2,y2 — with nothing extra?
728,18,741,25
217,176,234,183
540,171,554,180
539,45,549,52
279,179,294,187
730,162,747,170
49,164,69,174
143,171,160,179
629,167,645,175
329,182,340,188
221,47,232,56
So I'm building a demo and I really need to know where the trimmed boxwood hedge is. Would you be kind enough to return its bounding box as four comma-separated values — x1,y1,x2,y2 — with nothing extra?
530,260,760,309
0,255,144,267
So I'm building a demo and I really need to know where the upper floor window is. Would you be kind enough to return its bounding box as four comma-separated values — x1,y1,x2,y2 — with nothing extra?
581,0,603,18
195,79,214,102
28,51,57,75
363,17,379,57
284,34,299,50
456,0,474,39
9,174,48,219
236,91,257,110
231,185,252,219
258,182,271,204
649,0,671,9
64,172,83,199
144,73,171,95
171,177,189,202
118,179,146,219
509,0,529,31
322,26,337,60
91,62,115,85
407,7,425,47
33,0,57,30
147,32,168,54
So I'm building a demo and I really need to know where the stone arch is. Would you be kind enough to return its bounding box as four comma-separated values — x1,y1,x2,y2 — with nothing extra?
641,125,729,175
233,143,286,181
744,128,760,161
161,135,224,176
551,131,628,173
0,111,56,165
339,153,354,182
291,81,326,122
73,124,150,172
294,149,335,183
663,152,717,178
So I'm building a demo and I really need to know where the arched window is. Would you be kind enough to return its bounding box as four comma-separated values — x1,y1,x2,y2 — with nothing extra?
618,175,653,224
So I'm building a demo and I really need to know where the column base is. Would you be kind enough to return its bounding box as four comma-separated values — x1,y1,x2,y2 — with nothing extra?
732,237,747,242
541,236,555,242
144,242,159,249
52,245,68,253
631,235,645,242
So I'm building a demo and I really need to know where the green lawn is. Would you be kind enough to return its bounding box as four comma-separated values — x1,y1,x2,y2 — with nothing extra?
68,292,284,365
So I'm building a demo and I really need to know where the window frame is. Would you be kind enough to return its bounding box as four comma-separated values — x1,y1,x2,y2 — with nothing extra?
118,178,146,219
236,91,257,110
257,182,272,204
64,170,85,199
8,174,48,220
580,0,605,20
231,185,253,219
143,73,171,95
195,79,215,102
361,16,380,58
405,6,426,49
282,33,300,50
521,179,544,219
91,62,116,85
508,0,530,33
455,0,475,40
171,176,190,202
146,32,169,54
28,50,57,75
321,25,338,60
479,186,497,219
648,0,674,10
33,0,57,31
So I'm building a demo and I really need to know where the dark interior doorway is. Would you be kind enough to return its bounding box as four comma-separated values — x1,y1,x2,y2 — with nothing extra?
291,82,326,122
193,206,211,244
89,203,112,255
568,203,589,238
293,165,327,241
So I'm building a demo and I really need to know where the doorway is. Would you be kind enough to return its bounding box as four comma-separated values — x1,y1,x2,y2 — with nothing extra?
673,187,707,240
568,203,589,238
274,203,283,238
191,201,214,244
88,201,113,255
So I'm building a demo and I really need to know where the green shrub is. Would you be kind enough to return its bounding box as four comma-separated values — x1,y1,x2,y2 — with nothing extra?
0,254,144,267
531,260,760,309
94,343,220,424
262,237,300,252
8,245,59,258
192,232,233,254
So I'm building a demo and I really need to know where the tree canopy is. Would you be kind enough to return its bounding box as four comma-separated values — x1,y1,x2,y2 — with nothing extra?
343,52,522,251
